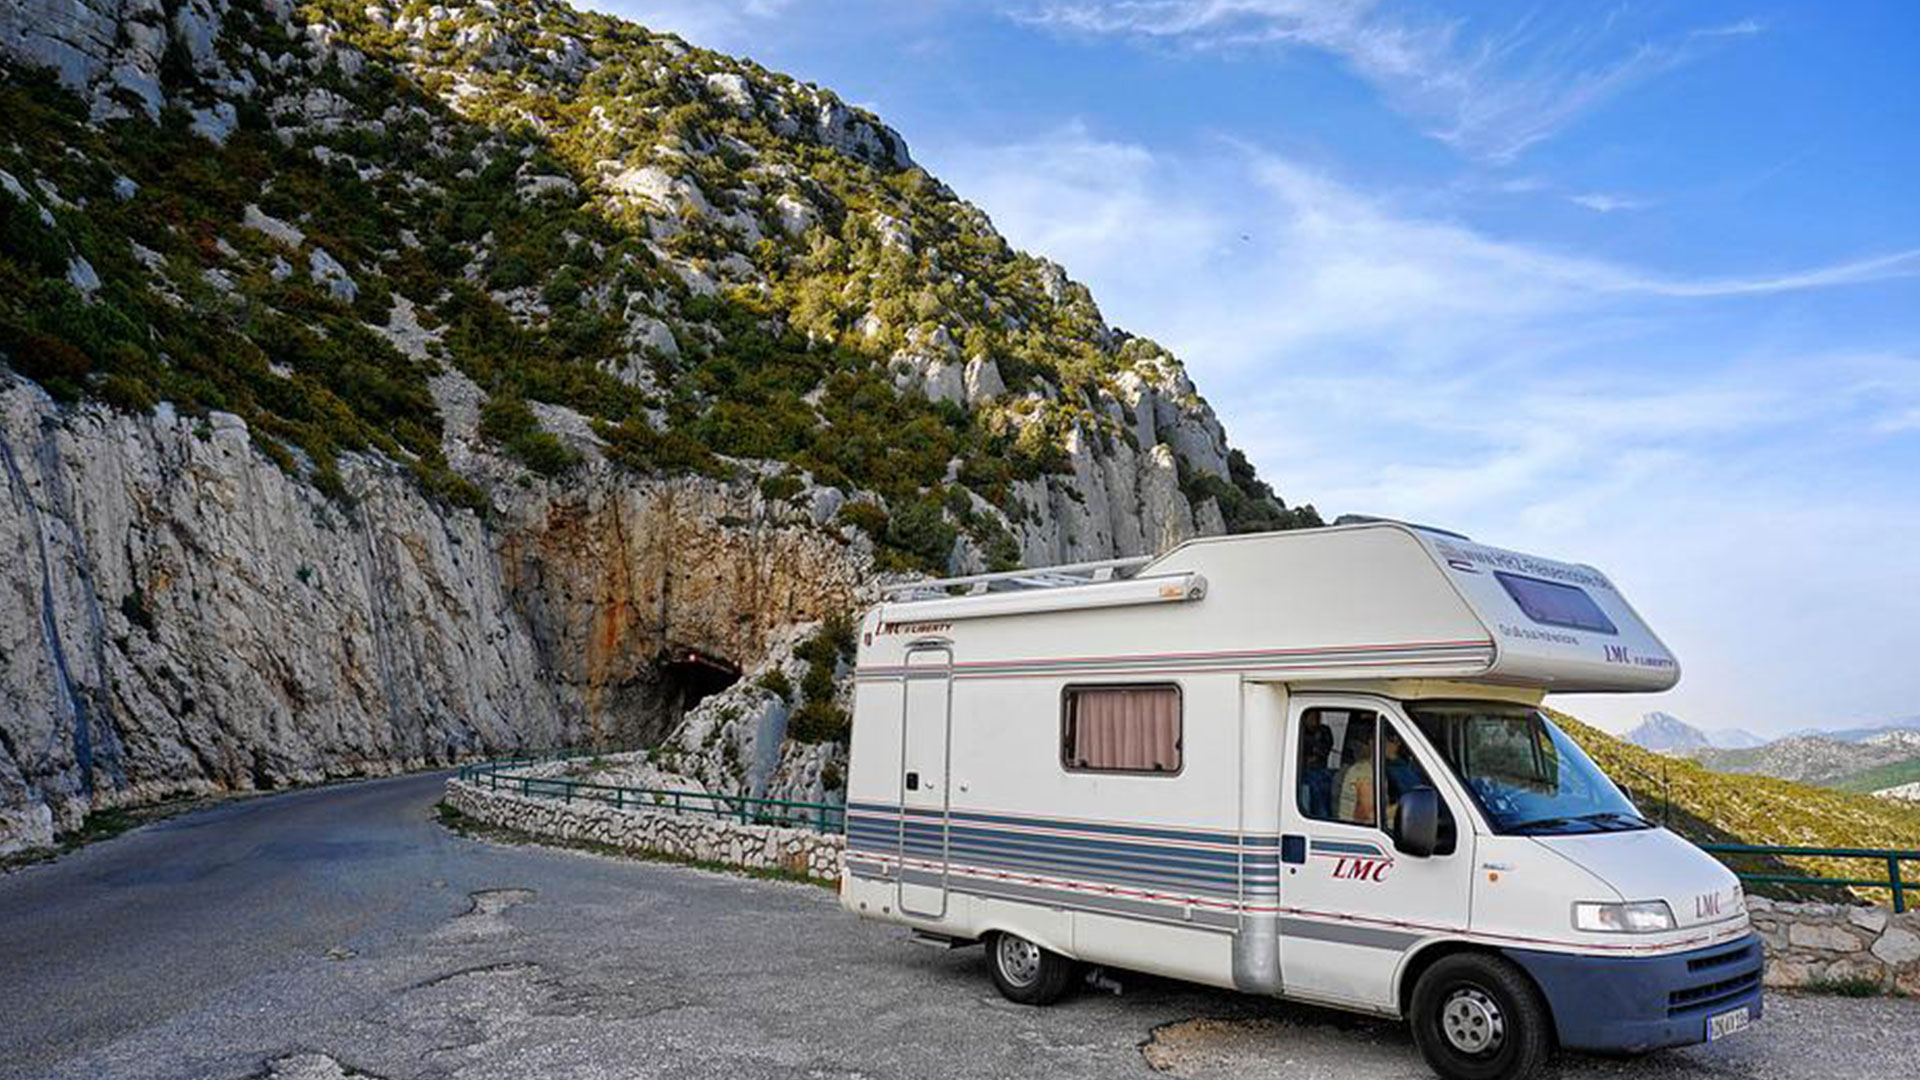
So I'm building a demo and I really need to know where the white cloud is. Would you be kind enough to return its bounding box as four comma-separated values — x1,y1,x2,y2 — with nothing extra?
927,122,1920,733
1568,192,1650,213
1012,2,1763,161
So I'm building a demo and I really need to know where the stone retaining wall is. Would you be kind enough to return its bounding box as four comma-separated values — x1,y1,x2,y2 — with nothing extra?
444,778,844,882
1749,896,1920,994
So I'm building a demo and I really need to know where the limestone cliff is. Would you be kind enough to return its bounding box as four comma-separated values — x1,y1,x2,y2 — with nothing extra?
0,376,866,849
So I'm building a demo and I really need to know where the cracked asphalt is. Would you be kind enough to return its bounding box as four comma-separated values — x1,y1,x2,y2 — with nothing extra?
0,772,1912,1080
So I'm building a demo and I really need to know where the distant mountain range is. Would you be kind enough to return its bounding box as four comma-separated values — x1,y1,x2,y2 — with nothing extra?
1621,712,1765,752
1784,717,1920,744
1621,713,1920,799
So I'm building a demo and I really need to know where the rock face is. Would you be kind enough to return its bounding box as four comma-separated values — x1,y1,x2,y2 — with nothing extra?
0,379,860,851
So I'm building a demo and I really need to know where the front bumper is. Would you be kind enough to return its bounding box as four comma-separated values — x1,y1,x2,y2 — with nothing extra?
1502,933,1764,1053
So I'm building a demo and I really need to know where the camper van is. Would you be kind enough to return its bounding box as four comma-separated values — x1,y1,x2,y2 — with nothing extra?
839,521,1760,1080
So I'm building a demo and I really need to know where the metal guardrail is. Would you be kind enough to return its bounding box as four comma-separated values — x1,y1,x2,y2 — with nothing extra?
456,757,846,836
1700,843,1919,913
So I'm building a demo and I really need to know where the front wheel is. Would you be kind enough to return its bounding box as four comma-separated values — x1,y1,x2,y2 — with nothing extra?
986,931,1077,1005
1409,953,1553,1080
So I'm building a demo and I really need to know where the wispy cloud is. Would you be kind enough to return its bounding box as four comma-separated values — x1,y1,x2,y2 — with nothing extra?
928,121,1920,731
1011,3,1764,161
1568,192,1651,213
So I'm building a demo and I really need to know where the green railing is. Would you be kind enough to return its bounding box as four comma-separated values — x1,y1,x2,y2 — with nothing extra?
1700,843,1919,913
455,758,846,836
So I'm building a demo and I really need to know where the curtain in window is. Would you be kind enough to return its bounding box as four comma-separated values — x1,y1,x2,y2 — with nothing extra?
1069,686,1181,771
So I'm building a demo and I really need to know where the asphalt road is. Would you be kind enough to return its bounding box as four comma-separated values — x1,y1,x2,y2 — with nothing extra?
0,773,1912,1080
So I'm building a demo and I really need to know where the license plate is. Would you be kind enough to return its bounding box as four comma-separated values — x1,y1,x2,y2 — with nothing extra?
1707,1006,1751,1041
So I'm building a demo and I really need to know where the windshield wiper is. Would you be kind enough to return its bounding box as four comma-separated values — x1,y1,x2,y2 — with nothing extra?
1576,811,1654,830
1508,811,1653,835
1505,816,1580,834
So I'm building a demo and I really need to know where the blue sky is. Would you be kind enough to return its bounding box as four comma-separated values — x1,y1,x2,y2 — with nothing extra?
597,0,1920,736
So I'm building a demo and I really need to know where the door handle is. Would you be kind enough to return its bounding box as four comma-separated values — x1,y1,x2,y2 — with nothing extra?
906,771,920,791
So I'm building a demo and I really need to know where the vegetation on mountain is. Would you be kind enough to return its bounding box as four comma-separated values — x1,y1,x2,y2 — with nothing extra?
1832,759,1920,796
1686,731,1920,789
0,0,1316,577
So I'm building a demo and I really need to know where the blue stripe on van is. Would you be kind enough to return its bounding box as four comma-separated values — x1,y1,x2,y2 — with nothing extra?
855,816,1280,873
851,839,1257,899
846,802,1279,849
844,804,1285,899
847,828,1274,893
848,824,1280,894
1310,838,1387,857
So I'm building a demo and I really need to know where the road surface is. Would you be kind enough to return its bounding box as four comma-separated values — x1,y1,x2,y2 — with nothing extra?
0,773,1911,1080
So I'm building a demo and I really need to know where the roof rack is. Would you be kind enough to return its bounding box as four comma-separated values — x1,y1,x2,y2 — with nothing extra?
879,555,1155,601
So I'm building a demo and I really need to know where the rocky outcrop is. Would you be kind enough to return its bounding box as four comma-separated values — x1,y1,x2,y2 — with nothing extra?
0,378,860,852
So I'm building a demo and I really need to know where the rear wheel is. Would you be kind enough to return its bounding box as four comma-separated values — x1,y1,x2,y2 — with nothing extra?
1409,953,1553,1080
986,931,1077,1005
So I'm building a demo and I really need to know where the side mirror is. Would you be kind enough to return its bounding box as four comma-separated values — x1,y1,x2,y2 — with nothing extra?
1393,787,1440,858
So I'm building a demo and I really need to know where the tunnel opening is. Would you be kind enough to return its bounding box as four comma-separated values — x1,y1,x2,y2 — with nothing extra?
658,645,741,717
587,645,743,750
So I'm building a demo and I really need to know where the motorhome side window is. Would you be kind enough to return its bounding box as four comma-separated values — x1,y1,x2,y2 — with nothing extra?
1297,711,1456,849
1061,685,1182,774
1380,719,1457,854
1297,708,1379,826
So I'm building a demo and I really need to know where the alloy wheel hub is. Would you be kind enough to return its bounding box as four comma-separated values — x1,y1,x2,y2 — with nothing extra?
1441,987,1506,1055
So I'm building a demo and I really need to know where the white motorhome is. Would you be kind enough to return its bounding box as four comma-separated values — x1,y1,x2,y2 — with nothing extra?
840,521,1760,1080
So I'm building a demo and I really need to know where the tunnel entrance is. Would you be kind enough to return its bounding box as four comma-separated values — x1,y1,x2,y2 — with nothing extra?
657,645,741,718
587,645,742,750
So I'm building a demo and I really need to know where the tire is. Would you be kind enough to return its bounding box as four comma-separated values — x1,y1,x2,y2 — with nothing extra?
1408,953,1553,1080
986,930,1077,1005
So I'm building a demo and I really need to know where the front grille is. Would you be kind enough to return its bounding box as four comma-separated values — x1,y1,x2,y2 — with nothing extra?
1668,969,1761,1017
1687,941,1757,974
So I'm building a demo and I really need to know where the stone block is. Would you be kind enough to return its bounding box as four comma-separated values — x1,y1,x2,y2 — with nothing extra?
1847,906,1890,933
1871,928,1920,966
1788,922,1865,953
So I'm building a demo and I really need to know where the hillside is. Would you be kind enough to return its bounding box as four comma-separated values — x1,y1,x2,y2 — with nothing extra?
1559,711,1920,902
0,0,1315,852
1833,758,1920,796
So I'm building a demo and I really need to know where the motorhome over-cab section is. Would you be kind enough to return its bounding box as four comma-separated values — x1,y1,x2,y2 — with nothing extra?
856,522,1678,693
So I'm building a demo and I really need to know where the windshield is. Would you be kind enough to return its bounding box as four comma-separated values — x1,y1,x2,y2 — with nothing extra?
1406,701,1652,835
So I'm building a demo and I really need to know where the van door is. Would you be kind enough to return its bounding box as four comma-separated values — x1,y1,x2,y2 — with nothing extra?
897,644,953,918
1279,695,1473,1009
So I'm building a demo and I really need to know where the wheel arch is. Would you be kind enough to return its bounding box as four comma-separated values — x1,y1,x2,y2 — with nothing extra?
1395,939,1558,1041
975,919,1077,960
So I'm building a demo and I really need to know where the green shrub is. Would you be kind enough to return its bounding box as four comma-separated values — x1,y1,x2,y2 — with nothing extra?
836,501,888,539
479,393,579,475
756,668,793,701
1803,975,1884,998
758,473,804,503
788,699,849,743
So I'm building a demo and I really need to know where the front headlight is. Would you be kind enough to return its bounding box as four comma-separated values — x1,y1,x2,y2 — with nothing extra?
1573,900,1676,933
